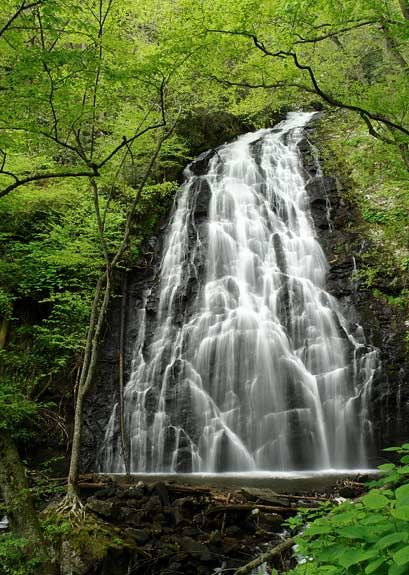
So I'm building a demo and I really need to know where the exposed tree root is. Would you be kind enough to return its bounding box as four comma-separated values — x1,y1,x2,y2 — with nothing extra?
56,491,85,522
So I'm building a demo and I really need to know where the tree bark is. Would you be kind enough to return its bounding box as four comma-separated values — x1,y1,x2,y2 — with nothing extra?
399,0,409,20
0,318,8,349
0,429,56,574
381,24,408,72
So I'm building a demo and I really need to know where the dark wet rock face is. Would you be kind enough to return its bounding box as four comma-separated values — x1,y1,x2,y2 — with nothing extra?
300,122,409,459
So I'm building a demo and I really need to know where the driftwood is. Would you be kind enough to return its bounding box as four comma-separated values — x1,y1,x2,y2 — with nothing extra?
233,537,295,575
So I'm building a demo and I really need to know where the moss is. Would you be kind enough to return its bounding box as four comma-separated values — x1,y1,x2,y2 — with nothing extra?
313,109,409,347
42,509,128,565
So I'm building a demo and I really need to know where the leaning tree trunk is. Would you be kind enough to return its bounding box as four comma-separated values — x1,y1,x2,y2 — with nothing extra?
0,429,56,574
400,0,409,20
58,121,179,514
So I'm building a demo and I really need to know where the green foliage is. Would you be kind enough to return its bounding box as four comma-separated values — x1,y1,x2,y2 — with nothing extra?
0,534,50,575
0,377,38,439
288,446,409,575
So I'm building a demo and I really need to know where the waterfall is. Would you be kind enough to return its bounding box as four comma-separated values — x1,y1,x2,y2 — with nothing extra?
99,112,377,474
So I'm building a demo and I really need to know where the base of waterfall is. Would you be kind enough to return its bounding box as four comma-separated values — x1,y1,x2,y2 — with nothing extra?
95,469,377,493
63,472,369,575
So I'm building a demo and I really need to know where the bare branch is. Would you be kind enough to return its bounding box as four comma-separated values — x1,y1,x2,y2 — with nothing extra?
286,50,409,137
209,74,317,94
0,0,44,39
97,121,165,170
293,20,379,44
0,169,98,198
360,113,395,144
0,148,6,172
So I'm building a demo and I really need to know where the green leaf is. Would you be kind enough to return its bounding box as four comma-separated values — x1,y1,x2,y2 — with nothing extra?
339,548,372,568
396,485,409,501
318,544,347,563
336,525,372,540
361,513,390,526
388,563,409,575
317,567,338,575
365,557,386,574
376,532,408,549
391,506,409,521
378,463,396,472
304,524,333,536
362,492,389,510
397,466,409,475
400,456,409,464
393,545,409,566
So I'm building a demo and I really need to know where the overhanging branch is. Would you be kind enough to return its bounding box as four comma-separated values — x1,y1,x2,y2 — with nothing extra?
0,0,45,39
206,28,409,138
0,169,98,198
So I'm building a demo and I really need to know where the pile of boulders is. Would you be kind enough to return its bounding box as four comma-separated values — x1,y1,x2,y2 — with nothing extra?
74,479,332,575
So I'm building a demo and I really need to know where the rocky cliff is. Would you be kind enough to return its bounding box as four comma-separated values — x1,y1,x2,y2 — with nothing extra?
82,114,409,471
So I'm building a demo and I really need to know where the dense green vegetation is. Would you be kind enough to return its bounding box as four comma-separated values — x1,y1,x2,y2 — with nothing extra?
0,0,408,572
287,446,409,575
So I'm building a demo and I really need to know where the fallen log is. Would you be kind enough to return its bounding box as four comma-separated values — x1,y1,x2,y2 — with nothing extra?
234,537,295,575
206,503,293,514
165,483,211,494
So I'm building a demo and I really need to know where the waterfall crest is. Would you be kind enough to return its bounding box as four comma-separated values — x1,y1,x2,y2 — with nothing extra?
99,112,377,473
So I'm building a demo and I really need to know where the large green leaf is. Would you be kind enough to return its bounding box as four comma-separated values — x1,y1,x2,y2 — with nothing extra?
395,484,409,501
376,532,408,550
365,557,386,574
393,546,409,567
339,548,373,568
362,493,389,510
336,525,373,540
391,506,409,521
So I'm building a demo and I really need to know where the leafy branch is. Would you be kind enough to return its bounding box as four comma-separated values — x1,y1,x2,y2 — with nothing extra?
206,28,409,141
0,0,45,39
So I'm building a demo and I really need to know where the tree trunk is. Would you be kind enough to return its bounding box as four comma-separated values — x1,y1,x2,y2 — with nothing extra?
61,123,177,512
382,24,408,71
0,430,56,574
0,318,8,349
399,0,409,20
66,390,85,506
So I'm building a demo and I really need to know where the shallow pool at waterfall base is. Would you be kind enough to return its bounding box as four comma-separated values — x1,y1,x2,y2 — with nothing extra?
103,469,377,478
98,469,378,492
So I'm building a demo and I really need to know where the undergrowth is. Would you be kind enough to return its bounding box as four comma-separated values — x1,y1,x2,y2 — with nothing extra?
287,445,409,575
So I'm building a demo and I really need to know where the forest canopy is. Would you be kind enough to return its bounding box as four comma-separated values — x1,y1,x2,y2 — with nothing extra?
0,0,408,573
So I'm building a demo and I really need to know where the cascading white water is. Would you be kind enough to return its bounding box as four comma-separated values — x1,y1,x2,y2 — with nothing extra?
99,112,377,473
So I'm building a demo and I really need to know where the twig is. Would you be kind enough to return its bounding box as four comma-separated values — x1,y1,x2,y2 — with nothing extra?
233,537,295,575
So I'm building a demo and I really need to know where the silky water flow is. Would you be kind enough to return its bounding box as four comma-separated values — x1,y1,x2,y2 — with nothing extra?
99,112,378,474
